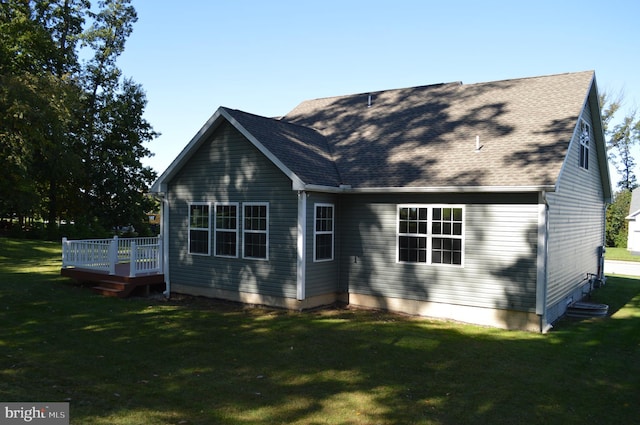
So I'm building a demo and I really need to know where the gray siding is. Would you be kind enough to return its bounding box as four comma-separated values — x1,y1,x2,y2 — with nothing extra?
339,193,539,312
305,192,340,297
166,122,298,299
546,101,606,313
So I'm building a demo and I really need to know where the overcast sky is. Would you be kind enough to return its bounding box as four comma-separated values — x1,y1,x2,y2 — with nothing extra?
116,0,640,185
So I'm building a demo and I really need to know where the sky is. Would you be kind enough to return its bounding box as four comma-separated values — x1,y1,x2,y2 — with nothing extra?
115,0,640,185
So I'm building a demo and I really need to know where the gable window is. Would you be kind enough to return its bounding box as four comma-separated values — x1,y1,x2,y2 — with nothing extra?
314,203,334,261
398,205,464,266
579,120,590,170
215,203,238,257
188,202,211,255
243,203,268,260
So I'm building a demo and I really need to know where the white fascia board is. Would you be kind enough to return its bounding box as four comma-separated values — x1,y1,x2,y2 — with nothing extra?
150,107,307,193
300,184,556,194
626,209,640,221
220,108,307,190
150,109,226,193
590,75,613,203
555,75,612,203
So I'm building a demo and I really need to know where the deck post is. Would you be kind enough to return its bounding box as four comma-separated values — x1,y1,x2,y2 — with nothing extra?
108,238,117,275
129,241,137,277
157,235,163,271
61,237,68,268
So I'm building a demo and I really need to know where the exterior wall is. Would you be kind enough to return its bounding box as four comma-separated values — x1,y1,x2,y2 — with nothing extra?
304,192,341,298
545,102,607,324
627,216,640,252
338,192,540,330
166,122,299,301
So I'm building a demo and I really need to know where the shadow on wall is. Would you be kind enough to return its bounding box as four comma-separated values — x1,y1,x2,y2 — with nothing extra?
492,223,538,330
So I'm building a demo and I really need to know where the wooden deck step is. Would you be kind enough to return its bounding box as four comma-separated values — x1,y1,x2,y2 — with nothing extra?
91,280,128,297
61,267,164,299
93,285,126,297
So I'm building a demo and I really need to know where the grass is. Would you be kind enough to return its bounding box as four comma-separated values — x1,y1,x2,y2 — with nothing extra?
605,246,640,262
1,237,640,424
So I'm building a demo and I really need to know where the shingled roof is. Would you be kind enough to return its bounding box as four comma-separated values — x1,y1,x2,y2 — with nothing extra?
154,71,603,194
222,108,341,187
282,71,596,189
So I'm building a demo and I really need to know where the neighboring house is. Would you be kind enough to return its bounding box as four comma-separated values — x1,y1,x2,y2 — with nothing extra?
151,71,611,332
626,191,640,252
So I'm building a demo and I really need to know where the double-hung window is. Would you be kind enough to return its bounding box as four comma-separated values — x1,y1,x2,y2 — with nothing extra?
398,205,464,266
188,202,211,255
215,203,238,257
243,203,268,260
579,120,590,170
314,203,334,261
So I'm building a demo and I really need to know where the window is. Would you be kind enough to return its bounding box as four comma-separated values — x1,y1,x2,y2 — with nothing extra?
188,203,210,255
579,120,590,170
314,203,334,261
398,205,464,266
243,203,268,259
215,203,238,257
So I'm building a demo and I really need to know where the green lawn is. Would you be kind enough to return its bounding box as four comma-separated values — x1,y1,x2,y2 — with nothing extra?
606,246,640,262
1,237,640,425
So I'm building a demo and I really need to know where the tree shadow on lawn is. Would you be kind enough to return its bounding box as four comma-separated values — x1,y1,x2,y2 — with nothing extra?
2,275,640,425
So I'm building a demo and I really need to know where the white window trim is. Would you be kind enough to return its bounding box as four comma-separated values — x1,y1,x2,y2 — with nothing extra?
188,202,211,256
242,202,269,261
314,203,335,262
214,202,239,258
579,119,590,170
396,204,465,267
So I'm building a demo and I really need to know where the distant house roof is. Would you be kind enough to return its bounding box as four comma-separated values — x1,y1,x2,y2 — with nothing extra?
153,71,609,195
627,190,640,220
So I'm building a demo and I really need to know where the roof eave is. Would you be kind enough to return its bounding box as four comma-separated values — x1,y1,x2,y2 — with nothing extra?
626,210,640,220
300,184,556,194
150,107,308,193
589,75,613,203
150,109,227,193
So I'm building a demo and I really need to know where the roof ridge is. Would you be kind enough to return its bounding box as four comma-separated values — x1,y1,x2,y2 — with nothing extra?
463,70,595,88
290,81,463,106
286,70,595,111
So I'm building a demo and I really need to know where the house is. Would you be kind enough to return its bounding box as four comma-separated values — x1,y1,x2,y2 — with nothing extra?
626,190,640,252
151,71,611,332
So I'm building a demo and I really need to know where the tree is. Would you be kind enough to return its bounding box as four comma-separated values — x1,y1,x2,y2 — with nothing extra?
88,78,158,231
0,0,158,238
0,0,81,229
600,92,640,246
606,189,631,247
78,0,157,232
609,113,640,191
600,92,640,191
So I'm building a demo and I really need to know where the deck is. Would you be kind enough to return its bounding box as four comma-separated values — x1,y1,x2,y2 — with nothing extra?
60,236,165,298
61,264,165,298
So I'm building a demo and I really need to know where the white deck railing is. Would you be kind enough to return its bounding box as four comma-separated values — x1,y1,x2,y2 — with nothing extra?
62,236,163,277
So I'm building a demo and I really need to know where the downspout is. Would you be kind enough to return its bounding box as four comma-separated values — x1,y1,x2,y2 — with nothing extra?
296,190,307,301
161,195,171,299
598,202,609,283
535,191,551,333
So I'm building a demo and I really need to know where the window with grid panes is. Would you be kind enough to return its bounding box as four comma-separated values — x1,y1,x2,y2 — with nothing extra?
243,203,268,259
398,205,464,265
314,204,334,261
579,120,590,170
188,203,210,255
215,203,238,257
